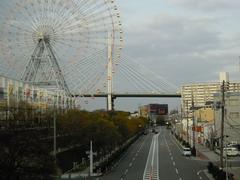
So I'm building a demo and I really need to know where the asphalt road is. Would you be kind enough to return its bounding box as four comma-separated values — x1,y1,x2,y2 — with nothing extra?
88,126,210,180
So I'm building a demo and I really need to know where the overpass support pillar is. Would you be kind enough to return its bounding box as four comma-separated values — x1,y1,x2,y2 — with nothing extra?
107,94,113,111
107,95,116,111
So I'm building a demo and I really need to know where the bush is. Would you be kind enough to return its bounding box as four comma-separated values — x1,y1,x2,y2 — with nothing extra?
207,162,235,180
207,162,213,173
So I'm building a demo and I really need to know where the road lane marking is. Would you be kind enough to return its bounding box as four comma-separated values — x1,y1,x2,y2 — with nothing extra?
143,130,161,180
118,133,149,178
129,163,132,167
173,161,176,166
197,170,205,180
175,168,179,174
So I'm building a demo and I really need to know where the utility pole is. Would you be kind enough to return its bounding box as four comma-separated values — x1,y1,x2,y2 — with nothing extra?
53,103,56,162
191,92,196,156
220,80,225,168
90,141,93,175
186,100,189,144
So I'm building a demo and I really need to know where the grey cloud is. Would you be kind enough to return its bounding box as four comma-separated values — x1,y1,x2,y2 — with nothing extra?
168,0,240,12
122,13,240,87
125,14,220,58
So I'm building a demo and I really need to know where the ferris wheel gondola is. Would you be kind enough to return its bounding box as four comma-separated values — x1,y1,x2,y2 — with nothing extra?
0,0,123,95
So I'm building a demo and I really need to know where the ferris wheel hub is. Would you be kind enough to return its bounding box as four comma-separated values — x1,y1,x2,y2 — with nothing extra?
38,34,50,43
0,0,123,95
33,25,55,43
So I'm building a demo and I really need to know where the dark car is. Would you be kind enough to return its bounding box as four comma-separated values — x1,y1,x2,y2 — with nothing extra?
152,129,158,134
143,129,148,135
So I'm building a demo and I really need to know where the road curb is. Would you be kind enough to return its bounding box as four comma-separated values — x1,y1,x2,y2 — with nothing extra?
196,150,209,160
171,133,184,149
202,169,214,180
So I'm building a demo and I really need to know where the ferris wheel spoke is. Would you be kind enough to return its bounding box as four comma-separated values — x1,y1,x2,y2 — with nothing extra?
0,0,123,96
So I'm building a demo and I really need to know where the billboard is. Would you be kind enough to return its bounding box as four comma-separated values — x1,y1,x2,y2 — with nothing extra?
149,104,168,115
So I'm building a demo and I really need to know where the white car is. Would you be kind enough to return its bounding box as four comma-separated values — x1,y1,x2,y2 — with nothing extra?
182,147,191,156
224,147,238,157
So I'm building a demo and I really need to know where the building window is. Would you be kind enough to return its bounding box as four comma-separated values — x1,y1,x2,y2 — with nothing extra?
229,99,239,106
229,112,239,119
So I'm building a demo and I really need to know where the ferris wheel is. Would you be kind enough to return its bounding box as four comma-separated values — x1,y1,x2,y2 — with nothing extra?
0,0,123,95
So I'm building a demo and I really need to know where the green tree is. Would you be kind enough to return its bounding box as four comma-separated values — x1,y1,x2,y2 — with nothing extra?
0,131,56,180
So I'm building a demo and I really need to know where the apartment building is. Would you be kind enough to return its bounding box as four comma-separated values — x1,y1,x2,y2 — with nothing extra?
181,81,240,116
214,92,240,144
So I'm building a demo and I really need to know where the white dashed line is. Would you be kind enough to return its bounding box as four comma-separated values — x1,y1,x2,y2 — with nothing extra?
124,169,128,175
173,161,176,166
129,163,132,167
175,168,179,174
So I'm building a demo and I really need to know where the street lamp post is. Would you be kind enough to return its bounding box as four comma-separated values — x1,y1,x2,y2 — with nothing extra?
186,100,189,144
191,93,196,156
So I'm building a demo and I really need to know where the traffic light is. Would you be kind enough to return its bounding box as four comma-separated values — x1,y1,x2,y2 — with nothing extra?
225,81,230,90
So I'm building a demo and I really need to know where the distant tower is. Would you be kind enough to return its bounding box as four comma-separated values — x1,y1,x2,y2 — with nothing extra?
219,72,229,82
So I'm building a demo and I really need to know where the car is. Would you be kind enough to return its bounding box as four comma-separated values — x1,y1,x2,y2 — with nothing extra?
182,147,191,156
151,129,158,134
143,129,148,135
223,147,238,156
227,144,240,156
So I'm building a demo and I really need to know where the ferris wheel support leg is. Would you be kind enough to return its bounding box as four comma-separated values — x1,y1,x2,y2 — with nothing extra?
107,94,112,111
107,95,115,111
107,32,114,111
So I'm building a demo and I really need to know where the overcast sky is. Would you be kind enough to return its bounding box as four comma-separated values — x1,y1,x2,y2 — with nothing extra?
82,0,240,112
1,0,240,112
119,0,240,85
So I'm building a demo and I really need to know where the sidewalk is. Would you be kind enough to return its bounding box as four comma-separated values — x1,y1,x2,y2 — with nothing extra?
174,134,240,179
60,167,90,179
195,143,219,162
179,133,219,162
194,143,240,179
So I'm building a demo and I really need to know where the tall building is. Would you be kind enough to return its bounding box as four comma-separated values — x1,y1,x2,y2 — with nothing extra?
181,73,240,116
214,92,240,144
